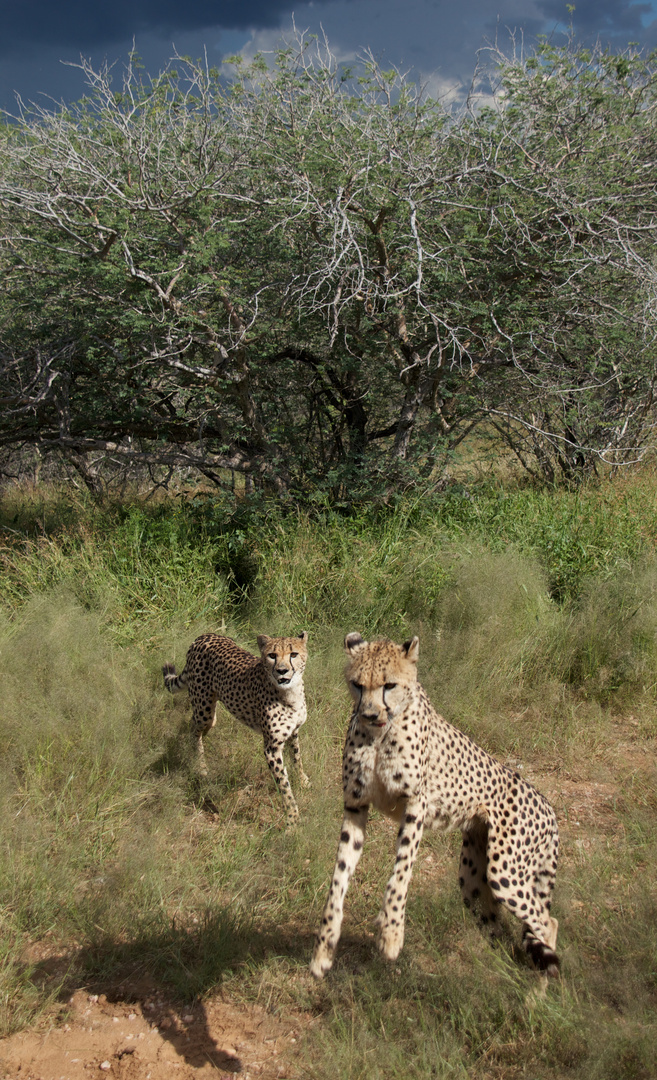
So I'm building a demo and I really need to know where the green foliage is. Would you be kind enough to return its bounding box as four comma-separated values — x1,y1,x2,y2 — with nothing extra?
0,489,231,641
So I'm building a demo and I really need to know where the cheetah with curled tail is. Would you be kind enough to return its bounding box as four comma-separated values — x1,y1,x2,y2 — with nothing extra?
310,633,559,979
163,632,309,827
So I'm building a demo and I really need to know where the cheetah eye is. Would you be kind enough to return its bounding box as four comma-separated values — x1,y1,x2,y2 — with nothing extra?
384,682,397,691
268,653,277,660
351,680,363,691
290,652,298,658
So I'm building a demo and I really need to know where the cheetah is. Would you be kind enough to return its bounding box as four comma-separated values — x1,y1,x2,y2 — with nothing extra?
310,633,559,979
163,632,309,827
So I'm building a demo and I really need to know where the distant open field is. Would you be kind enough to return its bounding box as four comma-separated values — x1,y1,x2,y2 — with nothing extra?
0,475,656,1079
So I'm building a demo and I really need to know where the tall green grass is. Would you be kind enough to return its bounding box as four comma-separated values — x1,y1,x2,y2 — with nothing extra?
0,475,656,1074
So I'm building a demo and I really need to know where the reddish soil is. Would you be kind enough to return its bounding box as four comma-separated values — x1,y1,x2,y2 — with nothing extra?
0,989,306,1080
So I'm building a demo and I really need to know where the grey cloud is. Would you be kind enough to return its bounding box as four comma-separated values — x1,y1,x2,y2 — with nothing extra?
2,0,656,114
0,1,298,55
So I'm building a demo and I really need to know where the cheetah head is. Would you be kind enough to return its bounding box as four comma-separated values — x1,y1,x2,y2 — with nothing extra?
344,632,419,731
257,631,309,688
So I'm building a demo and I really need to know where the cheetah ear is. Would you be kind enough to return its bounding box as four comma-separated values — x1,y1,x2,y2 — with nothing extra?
402,636,420,664
297,631,309,643
345,631,365,654
257,635,271,651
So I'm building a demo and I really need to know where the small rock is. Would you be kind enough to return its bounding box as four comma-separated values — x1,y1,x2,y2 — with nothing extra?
100,1062,111,1072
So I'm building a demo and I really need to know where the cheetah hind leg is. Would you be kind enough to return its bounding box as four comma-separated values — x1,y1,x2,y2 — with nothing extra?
188,697,217,778
523,915,559,1004
522,914,560,1004
522,916,559,978
191,731,209,776
459,819,501,938
521,859,560,977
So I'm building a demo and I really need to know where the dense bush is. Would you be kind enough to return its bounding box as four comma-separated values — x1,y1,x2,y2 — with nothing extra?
2,36,657,496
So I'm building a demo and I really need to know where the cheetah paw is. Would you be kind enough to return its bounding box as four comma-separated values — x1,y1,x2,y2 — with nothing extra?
309,944,334,979
376,918,404,961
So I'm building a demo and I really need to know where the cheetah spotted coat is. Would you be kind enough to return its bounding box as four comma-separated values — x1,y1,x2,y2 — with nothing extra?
310,633,559,978
163,632,309,826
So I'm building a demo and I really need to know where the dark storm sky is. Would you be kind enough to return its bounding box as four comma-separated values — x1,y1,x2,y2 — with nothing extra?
1,0,656,111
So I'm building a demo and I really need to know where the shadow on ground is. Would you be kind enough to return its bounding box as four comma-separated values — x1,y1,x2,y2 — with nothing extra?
19,917,318,1075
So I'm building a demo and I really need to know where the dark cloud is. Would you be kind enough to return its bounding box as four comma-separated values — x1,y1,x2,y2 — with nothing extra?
0,1,297,55
1,0,656,114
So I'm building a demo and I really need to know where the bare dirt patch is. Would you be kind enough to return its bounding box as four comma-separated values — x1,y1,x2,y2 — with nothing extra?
0,989,307,1080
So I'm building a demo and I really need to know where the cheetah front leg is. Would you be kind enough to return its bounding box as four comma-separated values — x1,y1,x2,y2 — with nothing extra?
376,802,426,961
288,731,310,788
310,806,369,978
263,736,299,828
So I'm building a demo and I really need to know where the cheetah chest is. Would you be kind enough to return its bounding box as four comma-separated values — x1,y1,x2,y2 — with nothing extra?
216,674,306,738
344,725,425,821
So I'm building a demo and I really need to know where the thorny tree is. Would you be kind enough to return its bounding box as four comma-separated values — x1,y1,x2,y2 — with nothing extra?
1,34,657,497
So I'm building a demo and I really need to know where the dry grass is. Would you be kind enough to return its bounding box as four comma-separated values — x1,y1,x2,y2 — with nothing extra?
0,479,655,1076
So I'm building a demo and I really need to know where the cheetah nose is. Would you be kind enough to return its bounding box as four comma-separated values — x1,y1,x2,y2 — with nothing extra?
360,709,380,721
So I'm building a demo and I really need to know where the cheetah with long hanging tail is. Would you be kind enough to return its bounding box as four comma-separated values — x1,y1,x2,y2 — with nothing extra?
310,633,559,979
163,631,309,827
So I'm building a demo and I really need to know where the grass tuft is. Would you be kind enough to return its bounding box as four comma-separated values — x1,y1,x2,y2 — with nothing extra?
0,474,656,1075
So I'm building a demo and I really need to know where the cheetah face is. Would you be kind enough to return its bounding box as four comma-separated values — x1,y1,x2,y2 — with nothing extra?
257,632,309,689
344,632,419,731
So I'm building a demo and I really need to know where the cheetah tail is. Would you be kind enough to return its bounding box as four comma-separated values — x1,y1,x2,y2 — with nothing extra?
162,663,188,694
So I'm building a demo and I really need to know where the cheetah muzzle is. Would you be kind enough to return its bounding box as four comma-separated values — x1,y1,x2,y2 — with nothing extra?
310,632,560,980
163,631,309,827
